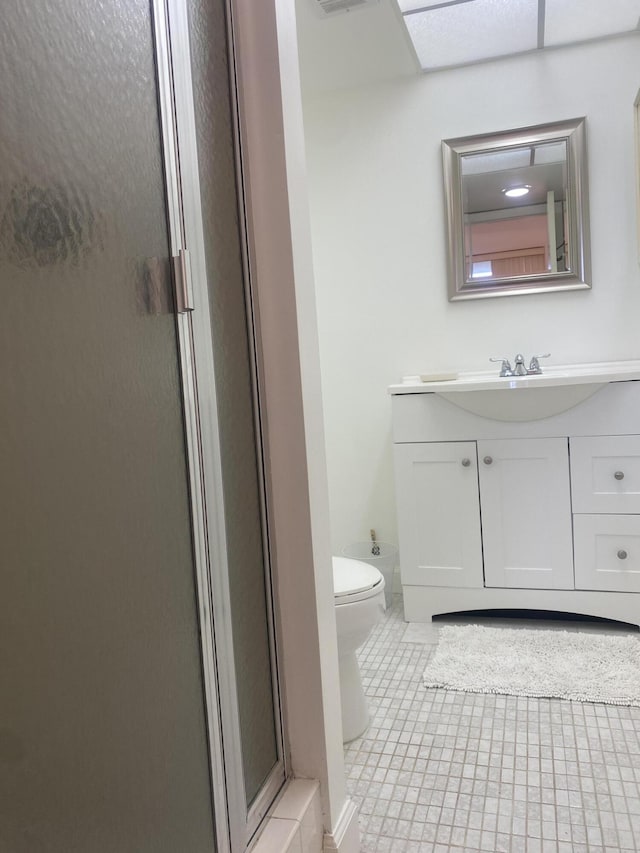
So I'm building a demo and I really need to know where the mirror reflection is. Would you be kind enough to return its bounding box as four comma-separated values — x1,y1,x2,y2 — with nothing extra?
443,118,590,300
463,140,568,280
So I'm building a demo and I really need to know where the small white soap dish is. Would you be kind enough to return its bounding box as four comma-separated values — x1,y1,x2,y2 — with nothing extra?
419,372,458,383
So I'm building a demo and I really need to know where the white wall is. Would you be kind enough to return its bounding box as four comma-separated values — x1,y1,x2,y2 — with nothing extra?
302,35,640,555
235,2,359,846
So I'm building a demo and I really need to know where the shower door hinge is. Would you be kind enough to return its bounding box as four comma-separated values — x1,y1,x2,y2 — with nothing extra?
172,248,195,313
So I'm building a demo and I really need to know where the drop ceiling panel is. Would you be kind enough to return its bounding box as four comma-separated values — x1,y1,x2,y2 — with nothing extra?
404,0,538,70
461,149,533,176
545,0,640,47
534,141,567,165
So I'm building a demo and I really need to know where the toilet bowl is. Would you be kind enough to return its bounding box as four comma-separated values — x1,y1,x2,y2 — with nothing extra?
333,556,386,742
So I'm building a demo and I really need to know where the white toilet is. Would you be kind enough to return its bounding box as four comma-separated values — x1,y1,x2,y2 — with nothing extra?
333,556,386,742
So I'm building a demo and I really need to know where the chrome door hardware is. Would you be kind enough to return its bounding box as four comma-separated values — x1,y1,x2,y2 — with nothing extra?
614,471,625,480
461,458,471,467
172,248,195,314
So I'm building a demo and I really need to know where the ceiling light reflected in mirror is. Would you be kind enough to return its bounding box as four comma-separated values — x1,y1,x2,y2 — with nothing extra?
503,186,531,198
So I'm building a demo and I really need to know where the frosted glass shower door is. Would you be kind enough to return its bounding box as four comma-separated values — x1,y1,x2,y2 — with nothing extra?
184,0,284,831
0,2,216,851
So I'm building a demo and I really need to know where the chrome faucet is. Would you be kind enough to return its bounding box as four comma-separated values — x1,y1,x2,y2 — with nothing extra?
490,353,551,377
513,353,527,376
527,353,551,374
489,357,513,377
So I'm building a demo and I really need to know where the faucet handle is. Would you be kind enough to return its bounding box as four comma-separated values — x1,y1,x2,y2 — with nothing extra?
528,353,551,373
489,357,513,377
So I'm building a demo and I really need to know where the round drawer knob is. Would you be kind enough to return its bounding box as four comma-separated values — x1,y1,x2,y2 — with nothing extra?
483,456,493,466
461,458,471,467
617,549,628,560
614,471,625,481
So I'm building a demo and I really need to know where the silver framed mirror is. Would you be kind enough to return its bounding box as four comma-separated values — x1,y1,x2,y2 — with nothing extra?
442,117,591,301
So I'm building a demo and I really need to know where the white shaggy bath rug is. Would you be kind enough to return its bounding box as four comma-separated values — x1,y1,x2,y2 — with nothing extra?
423,625,640,705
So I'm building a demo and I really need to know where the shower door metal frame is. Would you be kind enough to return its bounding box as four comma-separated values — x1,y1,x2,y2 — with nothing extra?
152,1,287,849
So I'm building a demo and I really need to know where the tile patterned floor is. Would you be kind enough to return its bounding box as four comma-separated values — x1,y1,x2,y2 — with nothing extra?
345,596,640,852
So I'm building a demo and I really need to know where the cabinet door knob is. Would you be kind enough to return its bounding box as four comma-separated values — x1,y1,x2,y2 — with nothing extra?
617,549,628,560
461,458,471,467
483,456,493,465
614,471,625,480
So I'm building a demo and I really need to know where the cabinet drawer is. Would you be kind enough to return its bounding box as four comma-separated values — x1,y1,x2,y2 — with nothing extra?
570,435,640,513
574,514,640,592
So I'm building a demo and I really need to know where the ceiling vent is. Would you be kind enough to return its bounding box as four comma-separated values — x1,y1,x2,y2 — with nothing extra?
312,0,379,18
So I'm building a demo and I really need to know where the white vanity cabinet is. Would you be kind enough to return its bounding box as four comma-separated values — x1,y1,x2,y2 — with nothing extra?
395,438,573,593
391,379,640,626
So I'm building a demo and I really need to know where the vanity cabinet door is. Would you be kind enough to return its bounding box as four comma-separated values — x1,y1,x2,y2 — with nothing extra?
478,438,574,589
393,442,483,588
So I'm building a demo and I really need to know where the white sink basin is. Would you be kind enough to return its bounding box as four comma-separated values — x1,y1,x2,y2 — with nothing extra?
389,360,640,421
438,383,604,421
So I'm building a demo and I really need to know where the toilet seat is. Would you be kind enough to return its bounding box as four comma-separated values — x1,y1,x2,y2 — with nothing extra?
333,556,384,605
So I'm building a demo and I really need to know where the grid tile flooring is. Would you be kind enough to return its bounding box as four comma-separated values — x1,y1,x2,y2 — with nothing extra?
345,596,640,852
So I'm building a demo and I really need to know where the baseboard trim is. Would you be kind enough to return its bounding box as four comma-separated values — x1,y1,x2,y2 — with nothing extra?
323,797,360,853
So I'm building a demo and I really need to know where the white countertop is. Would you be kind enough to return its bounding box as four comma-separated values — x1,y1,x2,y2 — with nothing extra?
388,360,640,395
